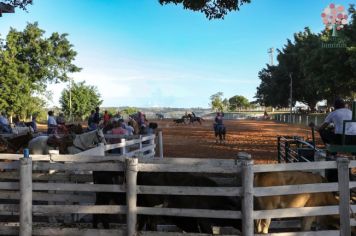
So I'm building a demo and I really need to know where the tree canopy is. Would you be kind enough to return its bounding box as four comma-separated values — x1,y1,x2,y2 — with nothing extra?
229,95,250,110
0,22,81,118
255,5,356,110
59,81,102,121
159,0,251,19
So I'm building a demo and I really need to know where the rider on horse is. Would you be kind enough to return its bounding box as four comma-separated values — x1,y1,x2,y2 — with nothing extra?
214,112,226,143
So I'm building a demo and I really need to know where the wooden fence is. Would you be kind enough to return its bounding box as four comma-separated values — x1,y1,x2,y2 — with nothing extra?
0,152,354,235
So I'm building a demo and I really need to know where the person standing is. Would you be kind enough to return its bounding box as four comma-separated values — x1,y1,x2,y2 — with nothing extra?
103,110,111,126
47,111,57,134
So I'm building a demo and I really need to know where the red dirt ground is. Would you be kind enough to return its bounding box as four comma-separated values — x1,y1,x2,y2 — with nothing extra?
155,119,322,164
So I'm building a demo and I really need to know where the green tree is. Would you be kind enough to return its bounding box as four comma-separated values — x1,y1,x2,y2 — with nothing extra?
210,92,224,111
228,95,250,110
0,22,81,118
121,107,139,115
59,81,102,121
159,0,250,19
1,0,32,10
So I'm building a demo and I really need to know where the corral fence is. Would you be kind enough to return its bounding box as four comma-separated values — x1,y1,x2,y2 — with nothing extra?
273,113,326,126
277,135,327,163
0,149,354,235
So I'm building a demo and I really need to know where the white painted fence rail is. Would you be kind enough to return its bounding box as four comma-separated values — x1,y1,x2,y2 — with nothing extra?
0,151,355,235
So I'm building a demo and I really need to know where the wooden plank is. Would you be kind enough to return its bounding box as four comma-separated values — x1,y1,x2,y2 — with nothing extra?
254,231,339,236
49,154,125,163
138,163,238,173
254,205,339,219
141,232,235,236
0,190,95,203
33,227,125,236
137,185,242,196
137,207,241,219
254,182,338,197
0,182,125,193
0,161,19,170
0,154,22,160
253,161,336,173
33,162,124,172
33,205,127,215
0,172,93,182
33,182,125,193
337,158,351,235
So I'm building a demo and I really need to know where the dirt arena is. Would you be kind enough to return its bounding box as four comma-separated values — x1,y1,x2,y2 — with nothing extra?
155,119,321,164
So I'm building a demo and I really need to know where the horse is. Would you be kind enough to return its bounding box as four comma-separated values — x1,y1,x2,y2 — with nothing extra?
11,126,34,135
187,114,204,125
0,132,34,153
28,129,106,155
214,124,226,144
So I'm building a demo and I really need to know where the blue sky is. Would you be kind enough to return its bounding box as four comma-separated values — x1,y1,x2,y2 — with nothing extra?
0,0,353,108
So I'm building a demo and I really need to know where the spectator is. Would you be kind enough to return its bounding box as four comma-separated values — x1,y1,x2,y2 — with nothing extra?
47,111,57,134
56,113,66,125
128,116,139,135
0,111,11,133
103,110,111,125
113,110,123,122
88,110,96,131
93,107,101,126
318,97,356,145
30,114,38,132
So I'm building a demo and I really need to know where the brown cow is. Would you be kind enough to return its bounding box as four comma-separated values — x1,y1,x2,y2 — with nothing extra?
254,171,339,234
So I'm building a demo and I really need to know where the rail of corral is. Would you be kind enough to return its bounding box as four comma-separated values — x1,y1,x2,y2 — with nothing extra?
272,113,326,126
0,151,355,235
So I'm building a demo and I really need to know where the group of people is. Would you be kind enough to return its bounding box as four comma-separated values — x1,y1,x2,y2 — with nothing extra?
0,111,38,133
87,107,156,136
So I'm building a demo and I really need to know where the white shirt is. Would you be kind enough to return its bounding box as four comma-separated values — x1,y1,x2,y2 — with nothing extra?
0,115,9,125
324,108,356,135
48,116,57,126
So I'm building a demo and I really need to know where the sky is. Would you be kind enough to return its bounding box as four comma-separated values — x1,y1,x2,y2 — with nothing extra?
0,0,353,108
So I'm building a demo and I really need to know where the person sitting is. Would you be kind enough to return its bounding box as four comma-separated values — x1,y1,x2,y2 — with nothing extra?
47,111,58,135
318,98,356,145
93,107,101,127
88,110,96,131
122,122,134,136
214,112,224,128
0,111,11,133
30,114,38,132
113,110,123,122
56,113,66,125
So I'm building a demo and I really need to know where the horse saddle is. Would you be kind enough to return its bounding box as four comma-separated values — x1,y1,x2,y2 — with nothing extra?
47,135,75,154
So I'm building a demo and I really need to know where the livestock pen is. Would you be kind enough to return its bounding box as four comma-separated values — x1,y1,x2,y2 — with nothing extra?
0,149,354,235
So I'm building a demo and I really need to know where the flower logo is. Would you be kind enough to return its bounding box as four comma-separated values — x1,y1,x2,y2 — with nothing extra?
321,3,348,34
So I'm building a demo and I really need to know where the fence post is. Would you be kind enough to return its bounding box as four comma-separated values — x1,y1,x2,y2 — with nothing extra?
314,116,318,126
158,131,163,159
121,138,127,155
126,157,138,236
48,150,61,223
238,152,253,236
306,116,309,126
337,158,351,236
277,137,281,163
20,149,32,236
299,115,302,124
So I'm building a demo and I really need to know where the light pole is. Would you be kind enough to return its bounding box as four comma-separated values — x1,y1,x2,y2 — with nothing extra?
69,78,72,122
289,73,293,123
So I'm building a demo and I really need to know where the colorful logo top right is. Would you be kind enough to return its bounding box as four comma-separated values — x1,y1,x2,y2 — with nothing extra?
321,3,348,36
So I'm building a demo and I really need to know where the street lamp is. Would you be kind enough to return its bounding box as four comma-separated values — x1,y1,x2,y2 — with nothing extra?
69,78,72,122
289,73,293,123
